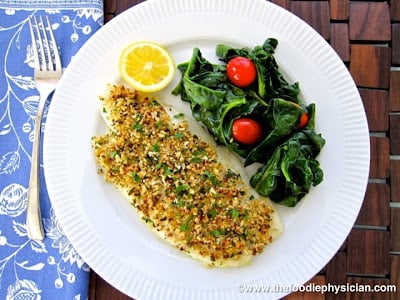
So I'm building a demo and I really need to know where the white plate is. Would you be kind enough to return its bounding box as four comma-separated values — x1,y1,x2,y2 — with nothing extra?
43,0,370,299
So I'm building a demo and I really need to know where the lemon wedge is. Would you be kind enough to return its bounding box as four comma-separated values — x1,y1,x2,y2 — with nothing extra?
119,41,175,93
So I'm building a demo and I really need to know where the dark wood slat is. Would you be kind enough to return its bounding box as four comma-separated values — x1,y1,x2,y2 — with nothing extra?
391,255,400,300
270,0,289,10
391,0,400,21
89,270,97,299
349,2,391,41
104,0,117,14
325,252,347,300
390,115,400,155
391,160,400,202
330,23,350,62
103,0,117,22
359,89,389,132
369,137,390,179
330,0,349,21
391,208,400,252
90,274,133,300
290,1,331,40
393,24,400,65
347,229,390,275
349,45,391,89
355,183,390,227
116,0,145,15
390,71,400,111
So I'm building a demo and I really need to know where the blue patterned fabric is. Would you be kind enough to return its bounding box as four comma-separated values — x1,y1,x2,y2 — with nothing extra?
0,1,103,299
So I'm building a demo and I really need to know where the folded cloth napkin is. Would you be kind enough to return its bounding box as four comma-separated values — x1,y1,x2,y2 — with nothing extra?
0,1,103,299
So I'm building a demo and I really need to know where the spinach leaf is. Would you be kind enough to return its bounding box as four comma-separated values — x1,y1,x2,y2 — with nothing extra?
244,98,304,166
216,38,300,103
172,47,227,109
249,146,282,196
250,128,325,206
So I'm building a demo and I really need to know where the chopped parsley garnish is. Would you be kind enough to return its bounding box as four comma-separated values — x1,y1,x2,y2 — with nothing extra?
173,132,185,139
131,172,141,183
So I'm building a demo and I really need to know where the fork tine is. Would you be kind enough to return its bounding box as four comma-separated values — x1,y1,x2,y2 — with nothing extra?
31,16,47,72
37,16,51,71
28,16,41,72
29,15,61,77
45,16,62,71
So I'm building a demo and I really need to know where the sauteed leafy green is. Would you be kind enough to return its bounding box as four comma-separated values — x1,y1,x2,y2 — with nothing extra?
172,38,325,207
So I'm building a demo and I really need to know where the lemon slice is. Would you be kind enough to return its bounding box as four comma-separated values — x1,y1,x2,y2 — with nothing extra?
119,41,175,93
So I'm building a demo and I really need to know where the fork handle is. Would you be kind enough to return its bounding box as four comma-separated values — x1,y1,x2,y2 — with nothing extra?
27,112,45,241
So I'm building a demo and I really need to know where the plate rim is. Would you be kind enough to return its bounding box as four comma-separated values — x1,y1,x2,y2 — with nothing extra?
43,0,370,299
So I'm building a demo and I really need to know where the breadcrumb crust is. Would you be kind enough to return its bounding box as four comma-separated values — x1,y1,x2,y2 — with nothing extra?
92,85,283,267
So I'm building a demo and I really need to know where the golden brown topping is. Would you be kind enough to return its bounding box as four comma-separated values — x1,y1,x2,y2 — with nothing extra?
92,85,281,266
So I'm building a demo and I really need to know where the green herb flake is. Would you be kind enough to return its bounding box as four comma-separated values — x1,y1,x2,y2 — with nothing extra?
201,171,221,186
151,144,160,152
132,123,143,132
162,164,172,176
175,184,189,195
176,198,185,208
131,172,141,183
180,214,193,232
173,132,185,139
213,193,220,199
224,169,240,180
109,150,119,159
210,229,227,237
190,157,203,163
231,208,240,219
174,112,184,119
149,99,161,107
180,223,190,231
207,208,217,219
192,147,207,157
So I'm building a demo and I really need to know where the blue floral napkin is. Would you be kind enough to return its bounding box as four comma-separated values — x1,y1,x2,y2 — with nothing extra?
0,1,103,299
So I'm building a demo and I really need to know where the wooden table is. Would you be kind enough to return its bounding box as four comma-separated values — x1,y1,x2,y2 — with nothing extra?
89,1,400,299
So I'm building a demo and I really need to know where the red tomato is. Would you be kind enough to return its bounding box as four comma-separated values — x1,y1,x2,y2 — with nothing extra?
298,112,309,128
226,56,257,88
231,118,262,145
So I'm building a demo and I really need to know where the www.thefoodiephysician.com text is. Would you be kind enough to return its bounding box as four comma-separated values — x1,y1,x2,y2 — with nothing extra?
237,282,397,294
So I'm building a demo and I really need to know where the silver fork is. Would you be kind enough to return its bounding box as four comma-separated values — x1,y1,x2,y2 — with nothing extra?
27,15,62,241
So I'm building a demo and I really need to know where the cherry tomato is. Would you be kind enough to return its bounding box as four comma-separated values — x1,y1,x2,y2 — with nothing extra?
226,56,257,88
231,118,263,145
298,112,309,128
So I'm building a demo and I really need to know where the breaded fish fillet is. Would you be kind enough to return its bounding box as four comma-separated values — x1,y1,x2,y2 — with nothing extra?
92,85,283,267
